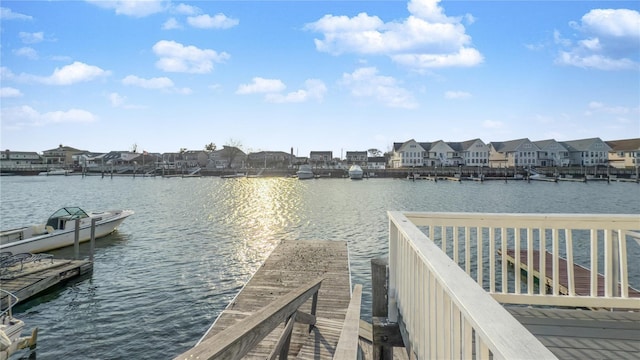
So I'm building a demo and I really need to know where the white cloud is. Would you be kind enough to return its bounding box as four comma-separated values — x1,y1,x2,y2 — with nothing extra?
305,0,482,69
444,90,471,99
174,3,199,15
556,8,640,70
42,62,110,85
265,79,327,103
162,17,182,30
85,0,168,17
13,47,38,60
340,67,417,109
0,87,23,98
1,105,97,129
0,7,32,20
109,92,126,107
585,101,634,116
236,77,286,94
152,40,229,73
122,75,174,89
19,31,44,44
187,13,239,29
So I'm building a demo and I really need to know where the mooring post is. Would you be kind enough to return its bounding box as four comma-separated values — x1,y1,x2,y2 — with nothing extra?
90,218,99,261
74,220,80,260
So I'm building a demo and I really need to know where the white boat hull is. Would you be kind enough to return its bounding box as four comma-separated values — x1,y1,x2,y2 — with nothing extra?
348,165,364,180
1,210,133,254
296,165,314,180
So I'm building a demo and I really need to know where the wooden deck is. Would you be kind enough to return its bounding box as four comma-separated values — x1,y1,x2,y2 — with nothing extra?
197,240,353,359
507,306,640,359
501,248,640,297
0,257,93,310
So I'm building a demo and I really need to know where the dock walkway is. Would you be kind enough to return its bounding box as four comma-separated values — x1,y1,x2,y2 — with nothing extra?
0,257,92,310
501,248,640,297
185,240,353,359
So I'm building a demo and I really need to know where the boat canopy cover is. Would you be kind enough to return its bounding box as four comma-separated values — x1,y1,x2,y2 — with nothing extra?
46,207,89,229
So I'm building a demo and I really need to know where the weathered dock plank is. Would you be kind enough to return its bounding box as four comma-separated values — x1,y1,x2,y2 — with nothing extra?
197,240,352,359
1,258,93,310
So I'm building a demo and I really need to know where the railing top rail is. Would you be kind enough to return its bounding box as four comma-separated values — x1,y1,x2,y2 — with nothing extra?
174,277,323,360
388,211,556,359
402,211,640,229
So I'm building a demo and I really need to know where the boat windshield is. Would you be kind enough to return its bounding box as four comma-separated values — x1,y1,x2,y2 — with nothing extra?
48,207,89,220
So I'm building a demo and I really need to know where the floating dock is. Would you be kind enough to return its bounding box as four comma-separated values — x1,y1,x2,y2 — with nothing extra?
1,257,93,310
500,248,640,297
176,240,356,359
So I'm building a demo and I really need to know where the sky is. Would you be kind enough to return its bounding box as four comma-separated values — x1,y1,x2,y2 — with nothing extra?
1,0,639,157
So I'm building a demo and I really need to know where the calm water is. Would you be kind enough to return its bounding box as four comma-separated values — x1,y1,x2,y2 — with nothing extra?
1,175,638,359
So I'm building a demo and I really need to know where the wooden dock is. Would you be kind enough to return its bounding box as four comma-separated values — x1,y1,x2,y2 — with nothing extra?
507,306,640,359
178,240,354,359
500,248,640,297
1,257,93,310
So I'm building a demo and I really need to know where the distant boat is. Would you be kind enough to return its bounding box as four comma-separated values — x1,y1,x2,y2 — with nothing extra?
296,164,314,180
1,207,134,254
38,169,72,176
348,165,364,180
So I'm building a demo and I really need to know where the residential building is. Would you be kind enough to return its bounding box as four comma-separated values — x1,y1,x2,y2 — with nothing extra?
0,150,42,168
207,146,246,169
533,140,570,167
309,151,333,168
41,145,85,166
452,139,489,166
345,151,368,166
247,151,294,168
367,156,386,170
390,139,426,168
489,138,540,168
606,138,640,169
429,140,457,166
560,138,611,167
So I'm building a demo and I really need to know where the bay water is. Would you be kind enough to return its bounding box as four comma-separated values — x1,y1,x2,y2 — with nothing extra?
1,175,638,359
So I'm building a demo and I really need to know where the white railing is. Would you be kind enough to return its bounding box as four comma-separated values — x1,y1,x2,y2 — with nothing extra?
400,212,640,309
387,211,640,360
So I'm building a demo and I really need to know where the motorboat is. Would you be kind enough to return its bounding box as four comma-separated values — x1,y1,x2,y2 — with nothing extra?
0,290,37,360
0,207,134,254
296,164,314,180
348,165,364,180
38,169,72,176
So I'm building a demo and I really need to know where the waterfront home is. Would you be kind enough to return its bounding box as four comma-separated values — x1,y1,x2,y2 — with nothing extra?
533,139,571,167
345,151,368,166
309,151,333,168
41,145,85,168
488,138,540,168
449,138,490,167
390,139,426,168
206,146,246,169
0,150,42,168
560,137,611,167
606,138,640,169
367,156,386,170
246,151,294,169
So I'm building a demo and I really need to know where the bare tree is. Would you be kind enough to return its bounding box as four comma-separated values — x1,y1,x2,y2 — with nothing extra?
205,142,216,152
223,138,244,168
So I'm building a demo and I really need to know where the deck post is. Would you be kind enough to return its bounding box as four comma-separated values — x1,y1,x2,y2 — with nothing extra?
371,257,394,360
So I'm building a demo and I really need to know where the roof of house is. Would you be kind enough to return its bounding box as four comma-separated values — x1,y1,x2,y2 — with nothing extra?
490,138,532,152
605,138,640,152
560,138,608,152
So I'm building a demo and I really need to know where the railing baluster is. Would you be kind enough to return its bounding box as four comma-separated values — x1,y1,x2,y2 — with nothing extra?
539,229,546,295
590,228,598,297
477,226,483,287
489,227,496,294
527,227,534,295
454,226,459,265
552,228,560,296
604,229,613,297
429,272,437,360
618,230,629,298
501,227,507,294
565,229,575,296
515,228,521,294
465,226,471,275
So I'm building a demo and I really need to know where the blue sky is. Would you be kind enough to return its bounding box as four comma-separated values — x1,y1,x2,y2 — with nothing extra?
1,0,639,157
